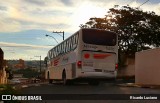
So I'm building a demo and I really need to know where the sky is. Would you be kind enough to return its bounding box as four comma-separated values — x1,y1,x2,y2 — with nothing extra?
0,0,160,60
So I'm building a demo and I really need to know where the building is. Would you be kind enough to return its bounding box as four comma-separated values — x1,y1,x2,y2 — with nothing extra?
0,48,7,84
14,59,25,69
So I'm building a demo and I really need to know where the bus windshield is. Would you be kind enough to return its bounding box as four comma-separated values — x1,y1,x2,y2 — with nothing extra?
82,29,117,46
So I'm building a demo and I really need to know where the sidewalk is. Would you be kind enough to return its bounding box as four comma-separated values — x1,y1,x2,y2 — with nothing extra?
12,81,48,90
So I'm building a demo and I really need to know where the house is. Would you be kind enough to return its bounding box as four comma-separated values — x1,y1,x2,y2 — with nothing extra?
0,48,7,84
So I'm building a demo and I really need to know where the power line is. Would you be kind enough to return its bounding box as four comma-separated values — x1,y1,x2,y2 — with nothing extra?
138,0,149,8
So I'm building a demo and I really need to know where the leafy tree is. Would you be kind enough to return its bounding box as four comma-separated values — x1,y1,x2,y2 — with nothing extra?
80,5,160,58
4,67,13,79
13,68,39,78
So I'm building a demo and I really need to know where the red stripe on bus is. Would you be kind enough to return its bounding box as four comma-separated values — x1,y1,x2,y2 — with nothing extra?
53,58,60,66
93,54,111,59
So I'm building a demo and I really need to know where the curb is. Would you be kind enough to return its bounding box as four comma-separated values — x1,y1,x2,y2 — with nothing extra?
117,83,160,89
13,82,48,89
117,83,136,87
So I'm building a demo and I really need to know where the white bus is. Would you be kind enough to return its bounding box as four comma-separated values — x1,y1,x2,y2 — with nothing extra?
45,28,118,85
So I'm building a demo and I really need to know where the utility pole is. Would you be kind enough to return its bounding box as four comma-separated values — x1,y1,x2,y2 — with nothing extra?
53,31,64,40
40,56,41,73
35,56,41,73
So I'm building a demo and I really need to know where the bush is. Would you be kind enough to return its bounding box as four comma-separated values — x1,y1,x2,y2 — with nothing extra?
0,84,21,103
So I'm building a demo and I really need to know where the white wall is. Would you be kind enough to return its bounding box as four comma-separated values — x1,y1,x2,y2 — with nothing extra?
135,48,160,85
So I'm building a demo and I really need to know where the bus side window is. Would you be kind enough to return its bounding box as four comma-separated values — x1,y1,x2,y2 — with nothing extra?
61,42,64,54
75,33,79,44
49,51,52,59
58,45,61,56
55,47,58,57
65,41,68,53
72,44,77,50
60,45,63,54
58,46,60,55
64,41,66,53
68,38,71,52
70,36,73,50
51,49,54,59
66,40,69,52
72,35,76,50
44,57,48,67
53,49,56,58
72,33,78,50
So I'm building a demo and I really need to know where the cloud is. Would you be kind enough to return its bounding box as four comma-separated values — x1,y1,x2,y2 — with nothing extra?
1,42,52,60
1,0,160,60
0,6,7,11
0,42,52,49
60,0,73,6
0,0,74,32
0,0,159,33
24,0,47,6
0,18,21,32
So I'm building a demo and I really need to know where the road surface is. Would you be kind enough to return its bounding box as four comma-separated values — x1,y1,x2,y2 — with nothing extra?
19,82,160,103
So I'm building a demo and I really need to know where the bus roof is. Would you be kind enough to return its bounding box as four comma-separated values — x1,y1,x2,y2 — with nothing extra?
48,28,117,52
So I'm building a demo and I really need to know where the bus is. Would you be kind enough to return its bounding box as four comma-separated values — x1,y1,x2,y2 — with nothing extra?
45,28,118,85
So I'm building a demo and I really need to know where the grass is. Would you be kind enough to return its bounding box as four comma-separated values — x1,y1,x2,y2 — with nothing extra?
0,84,22,103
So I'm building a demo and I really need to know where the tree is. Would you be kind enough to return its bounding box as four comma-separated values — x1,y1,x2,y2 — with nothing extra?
13,68,39,78
5,67,13,79
80,5,160,58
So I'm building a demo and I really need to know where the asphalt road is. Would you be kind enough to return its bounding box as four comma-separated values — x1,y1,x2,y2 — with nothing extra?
19,82,160,103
